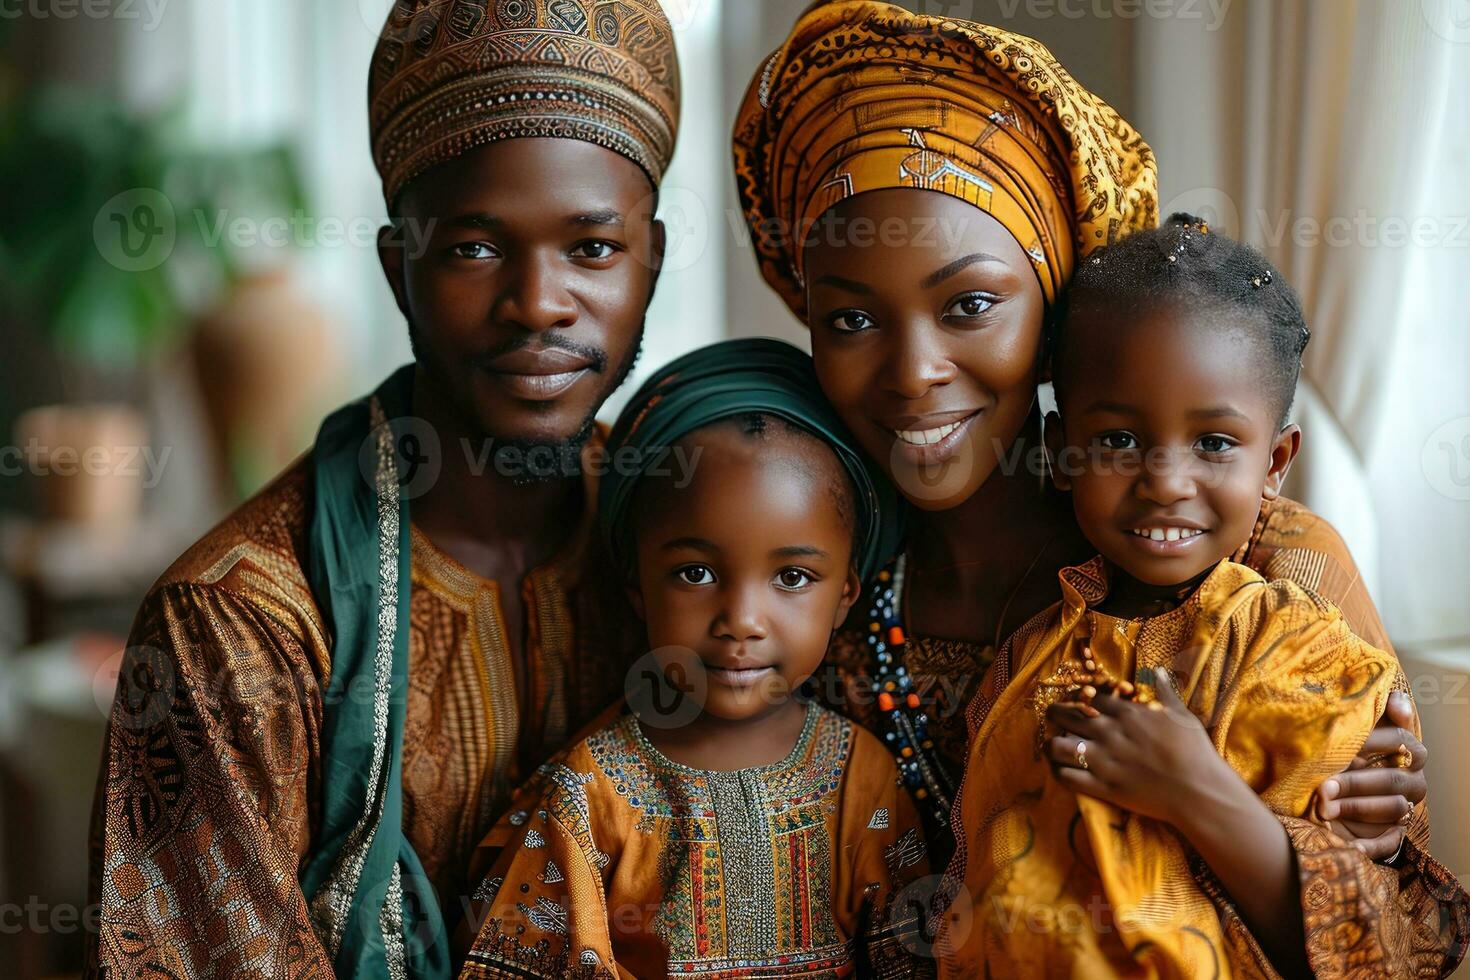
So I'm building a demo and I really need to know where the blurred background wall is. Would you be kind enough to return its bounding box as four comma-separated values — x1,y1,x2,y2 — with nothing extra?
0,1,1465,975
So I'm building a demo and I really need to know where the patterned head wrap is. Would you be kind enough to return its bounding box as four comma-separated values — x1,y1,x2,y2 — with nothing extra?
733,0,1157,317
369,0,681,207
600,338,903,584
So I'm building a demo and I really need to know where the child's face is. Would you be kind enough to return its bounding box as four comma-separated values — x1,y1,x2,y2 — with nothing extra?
631,425,862,724
1050,304,1300,587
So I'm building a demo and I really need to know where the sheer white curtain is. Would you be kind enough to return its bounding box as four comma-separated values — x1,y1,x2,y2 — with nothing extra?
1134,0,1470,643
1134,0,1470,893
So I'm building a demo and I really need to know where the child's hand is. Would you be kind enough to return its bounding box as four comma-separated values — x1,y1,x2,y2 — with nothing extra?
1043,668,1230,828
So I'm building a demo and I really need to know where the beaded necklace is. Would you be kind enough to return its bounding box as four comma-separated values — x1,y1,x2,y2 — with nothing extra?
866,497,1276,831
864,555,955,828
866,528,1063,830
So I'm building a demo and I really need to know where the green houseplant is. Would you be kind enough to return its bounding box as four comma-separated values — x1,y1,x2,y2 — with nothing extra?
0,88,313,519
0,87,308,379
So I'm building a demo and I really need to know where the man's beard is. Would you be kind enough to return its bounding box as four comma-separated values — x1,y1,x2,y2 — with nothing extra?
408,318,646,486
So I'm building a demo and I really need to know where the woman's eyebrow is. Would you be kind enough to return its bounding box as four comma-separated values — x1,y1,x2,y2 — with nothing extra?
923,251,1005,288
811,274,873,294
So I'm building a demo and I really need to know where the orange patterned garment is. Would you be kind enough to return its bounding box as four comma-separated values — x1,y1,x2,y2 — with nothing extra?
821,496,1393,793
938,558,1400,978
84,452,639,978
733,0,1158,317
459,703,932,979
819,496,1470,973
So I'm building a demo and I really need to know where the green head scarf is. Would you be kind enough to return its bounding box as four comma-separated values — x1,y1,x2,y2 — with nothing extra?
600,338,902,584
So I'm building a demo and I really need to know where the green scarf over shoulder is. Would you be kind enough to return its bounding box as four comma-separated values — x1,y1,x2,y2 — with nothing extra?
298,365,452,979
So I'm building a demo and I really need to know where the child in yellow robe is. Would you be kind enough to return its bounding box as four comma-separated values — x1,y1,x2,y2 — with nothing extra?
458,340,933,978
937,216,1404,979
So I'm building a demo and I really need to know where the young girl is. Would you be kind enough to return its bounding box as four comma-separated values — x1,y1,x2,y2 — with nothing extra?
458,339,933,978
937,216,1407,978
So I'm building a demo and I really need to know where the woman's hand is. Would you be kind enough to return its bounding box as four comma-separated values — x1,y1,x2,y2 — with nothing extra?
1316,690,1427,861
1043,667,1233,828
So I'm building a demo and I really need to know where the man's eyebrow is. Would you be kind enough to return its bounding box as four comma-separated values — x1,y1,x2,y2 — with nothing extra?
922,252,1005,289
571,209,625,228
811,274,873,295
442,210,626,230
661,536,718,552
446,212,502,230
774,545,829,559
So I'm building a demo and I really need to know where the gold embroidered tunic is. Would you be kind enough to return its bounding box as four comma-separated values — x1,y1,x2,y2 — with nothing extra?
939,558,1401,978
821,497,1392,803
85,450,639,978
460,703,933,979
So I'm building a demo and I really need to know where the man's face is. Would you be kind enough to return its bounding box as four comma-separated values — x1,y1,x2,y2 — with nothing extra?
381,138,664,449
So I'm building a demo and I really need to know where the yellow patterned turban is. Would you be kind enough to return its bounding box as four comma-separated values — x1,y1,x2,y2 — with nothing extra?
733,0,1157,317
370,0,680,207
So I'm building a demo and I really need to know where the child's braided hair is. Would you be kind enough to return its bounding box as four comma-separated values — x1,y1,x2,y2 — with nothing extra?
1052,213,1311,426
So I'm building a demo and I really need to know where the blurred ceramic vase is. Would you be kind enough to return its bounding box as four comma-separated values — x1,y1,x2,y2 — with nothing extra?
191,267,341,499
14,404,148,526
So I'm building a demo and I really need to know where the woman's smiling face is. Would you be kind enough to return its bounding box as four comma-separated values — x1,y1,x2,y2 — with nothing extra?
803,189,1047,511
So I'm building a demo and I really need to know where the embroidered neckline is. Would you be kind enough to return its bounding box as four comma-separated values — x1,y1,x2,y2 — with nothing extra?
626,701,822,777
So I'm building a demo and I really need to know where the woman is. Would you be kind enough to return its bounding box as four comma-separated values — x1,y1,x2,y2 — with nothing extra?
733,1,1469,973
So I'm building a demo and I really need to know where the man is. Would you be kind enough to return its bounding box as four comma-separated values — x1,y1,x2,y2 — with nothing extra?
86,2,679,976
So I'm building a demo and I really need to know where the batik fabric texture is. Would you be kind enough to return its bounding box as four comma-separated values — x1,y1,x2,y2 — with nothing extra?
84,425,639,978
369,0,680,206
733,0,1158,317
936,557,1399,977
459,702,934,978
